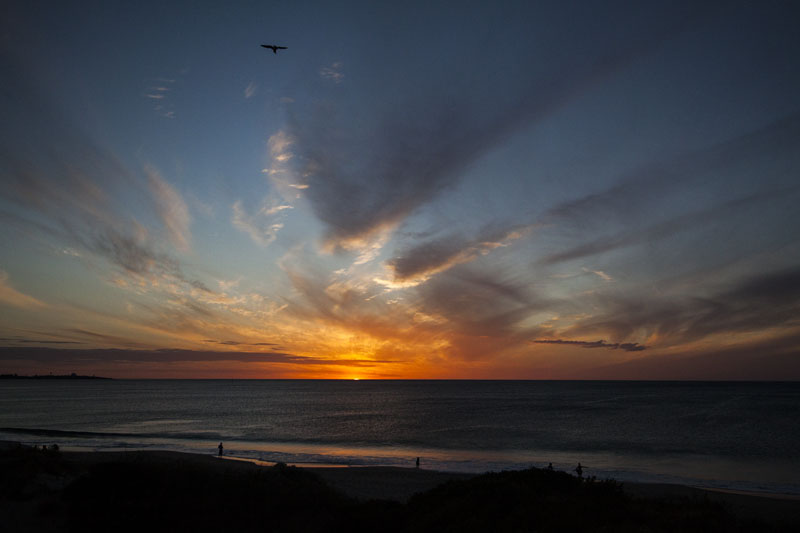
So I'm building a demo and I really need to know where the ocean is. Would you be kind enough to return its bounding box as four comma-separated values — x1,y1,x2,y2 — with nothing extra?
1,380,798,496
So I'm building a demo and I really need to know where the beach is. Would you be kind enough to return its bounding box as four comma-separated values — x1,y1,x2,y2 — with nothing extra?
2,442,798,532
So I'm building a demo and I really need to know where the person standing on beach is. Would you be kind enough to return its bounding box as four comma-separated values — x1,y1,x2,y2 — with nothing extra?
416,457,420,469
218,442,223,456
575,462,583,478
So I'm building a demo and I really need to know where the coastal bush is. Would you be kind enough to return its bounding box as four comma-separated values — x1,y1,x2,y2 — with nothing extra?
401,467,786,533
63,454,347,532
0,444,72,500
2,449,794,533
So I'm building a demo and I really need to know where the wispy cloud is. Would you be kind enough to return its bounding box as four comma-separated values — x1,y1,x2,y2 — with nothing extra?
319,62,344,84
0,337,81,345
244,81,258,99
287,9,697,257
533,339,646,351
563,267,800,345
572,331,800,380
146,166,191,252
0,271,47,309
384,224,532,286
203,339,279,347
144,76,178,118
0,347,399,368
540,188,797,266
582,268,613,282
0,72,210,301
231,199,289,247
538,114,800,263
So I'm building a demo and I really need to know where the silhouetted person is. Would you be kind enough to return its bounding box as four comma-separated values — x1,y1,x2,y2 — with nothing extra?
416,457,420,469
547,462,554,471
218,442,223,456
575,462,583,478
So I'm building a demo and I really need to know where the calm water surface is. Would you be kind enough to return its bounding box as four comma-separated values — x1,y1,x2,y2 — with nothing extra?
1,380,798,495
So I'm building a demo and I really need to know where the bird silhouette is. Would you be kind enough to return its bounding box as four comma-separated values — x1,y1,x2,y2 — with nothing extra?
261,44,287,54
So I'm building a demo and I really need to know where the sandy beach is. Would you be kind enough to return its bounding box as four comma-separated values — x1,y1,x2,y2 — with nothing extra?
2,442,798,532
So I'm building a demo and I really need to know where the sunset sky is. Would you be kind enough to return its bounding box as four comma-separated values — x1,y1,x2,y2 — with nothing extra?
1,1,799,379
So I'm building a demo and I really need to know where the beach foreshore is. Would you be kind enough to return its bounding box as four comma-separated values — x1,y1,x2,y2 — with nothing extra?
3,442,798,532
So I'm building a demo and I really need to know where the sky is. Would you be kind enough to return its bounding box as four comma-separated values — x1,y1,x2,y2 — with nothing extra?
1,1,799,379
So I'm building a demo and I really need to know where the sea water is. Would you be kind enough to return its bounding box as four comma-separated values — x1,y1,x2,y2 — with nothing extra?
1,380,798,495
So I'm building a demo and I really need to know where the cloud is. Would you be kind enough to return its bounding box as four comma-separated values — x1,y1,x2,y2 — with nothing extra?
268,130,294,163
0,347,397,368
533,339,646,351
146,166,191,252
572,331,800,380
539,187,797,266
144,77,177,118
287,7,699,256
63,328,152,348
582,268,613,282
319,62,344,84
233,131,298,247
203,339,279,347
244,81,258,99
563,267,800,345
231,199,289,247
384,224,531,286
412,267,549,346
0,95,209,296
0,337,82,344
259,130,308,196
540,113,800,243
79,224,195,287
0,271,47,309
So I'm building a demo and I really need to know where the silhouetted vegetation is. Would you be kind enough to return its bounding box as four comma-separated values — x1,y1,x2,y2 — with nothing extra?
0,446,795,532
0,373,110,379
402,468,772,533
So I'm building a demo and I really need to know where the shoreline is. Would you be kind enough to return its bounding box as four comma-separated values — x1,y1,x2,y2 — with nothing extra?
3,443,799,530
6,439,800,501
7,442,800,514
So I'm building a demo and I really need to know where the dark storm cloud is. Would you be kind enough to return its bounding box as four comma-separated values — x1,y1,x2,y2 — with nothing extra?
288,4,707,250
533,339,646,352
564,267,800,344
0,347,396,368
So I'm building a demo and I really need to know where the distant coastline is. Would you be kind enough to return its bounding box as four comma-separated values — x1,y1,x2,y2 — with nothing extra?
0,373,111,380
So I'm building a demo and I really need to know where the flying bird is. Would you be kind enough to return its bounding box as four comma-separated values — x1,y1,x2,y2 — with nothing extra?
261,44,288,54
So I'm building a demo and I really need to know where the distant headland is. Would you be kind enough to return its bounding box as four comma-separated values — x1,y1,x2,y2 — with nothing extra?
0,373,111,380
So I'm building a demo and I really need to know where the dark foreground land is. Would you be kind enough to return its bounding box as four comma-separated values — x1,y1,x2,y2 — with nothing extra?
0,374,111,380
2,443,798,533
